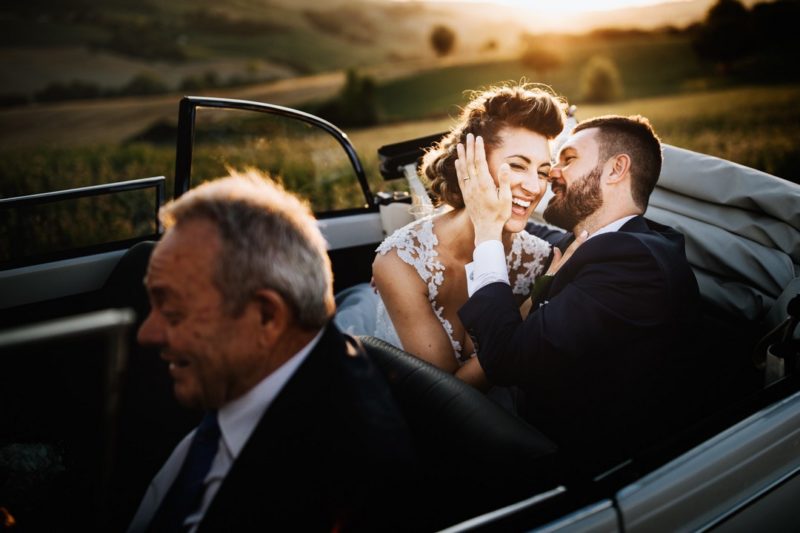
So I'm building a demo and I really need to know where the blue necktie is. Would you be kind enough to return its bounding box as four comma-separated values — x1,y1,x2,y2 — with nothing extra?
148,411,221,532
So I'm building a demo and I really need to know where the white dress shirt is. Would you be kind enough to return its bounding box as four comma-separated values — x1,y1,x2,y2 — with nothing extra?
465,215,637,296
128,328,325,533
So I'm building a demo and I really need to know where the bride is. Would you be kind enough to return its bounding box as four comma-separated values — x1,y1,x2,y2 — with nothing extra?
338,84,573,388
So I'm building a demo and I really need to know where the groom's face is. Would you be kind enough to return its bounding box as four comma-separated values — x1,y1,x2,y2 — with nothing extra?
544,128,604,231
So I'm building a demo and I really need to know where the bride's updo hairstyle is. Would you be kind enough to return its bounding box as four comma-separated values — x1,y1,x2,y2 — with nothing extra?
422,83,566,209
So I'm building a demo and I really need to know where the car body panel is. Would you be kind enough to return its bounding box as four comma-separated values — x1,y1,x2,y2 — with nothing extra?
533,500,619,533
617,390,800,531
0,249,126,309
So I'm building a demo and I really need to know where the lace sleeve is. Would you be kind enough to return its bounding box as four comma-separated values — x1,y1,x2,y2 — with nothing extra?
507,231,552,296
376,217,440,290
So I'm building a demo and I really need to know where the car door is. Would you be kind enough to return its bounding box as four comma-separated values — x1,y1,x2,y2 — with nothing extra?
172,96,393,293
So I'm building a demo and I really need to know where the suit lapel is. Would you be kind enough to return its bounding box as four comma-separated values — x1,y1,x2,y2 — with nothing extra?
533,232,573,306
197,325,343,531
543,216,649,304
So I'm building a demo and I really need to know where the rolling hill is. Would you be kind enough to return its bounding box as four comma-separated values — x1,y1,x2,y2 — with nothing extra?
0,0,528,96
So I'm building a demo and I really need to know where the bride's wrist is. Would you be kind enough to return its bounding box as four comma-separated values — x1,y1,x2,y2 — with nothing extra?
473,224,503,246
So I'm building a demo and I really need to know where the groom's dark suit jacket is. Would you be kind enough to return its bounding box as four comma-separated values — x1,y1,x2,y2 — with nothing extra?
459,216,701,476
190,323,418,532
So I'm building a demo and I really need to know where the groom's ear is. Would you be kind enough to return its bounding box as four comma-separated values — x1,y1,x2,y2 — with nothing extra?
605,153,631,184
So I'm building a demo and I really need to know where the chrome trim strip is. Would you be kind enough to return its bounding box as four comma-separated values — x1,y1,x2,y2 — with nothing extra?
439,486,567,533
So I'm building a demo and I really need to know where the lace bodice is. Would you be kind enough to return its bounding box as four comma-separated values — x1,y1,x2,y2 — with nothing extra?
374,215,551,364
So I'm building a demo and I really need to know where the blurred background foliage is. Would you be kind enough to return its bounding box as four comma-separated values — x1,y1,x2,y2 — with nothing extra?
0,0,798,259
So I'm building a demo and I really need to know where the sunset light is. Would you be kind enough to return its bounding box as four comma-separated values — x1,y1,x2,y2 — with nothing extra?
407,0,691,14
519,0,687,13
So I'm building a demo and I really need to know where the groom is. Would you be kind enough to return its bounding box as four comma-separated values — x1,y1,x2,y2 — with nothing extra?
457,115,701,476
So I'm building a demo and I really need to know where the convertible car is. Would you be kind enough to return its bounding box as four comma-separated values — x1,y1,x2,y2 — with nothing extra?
0,97,798,531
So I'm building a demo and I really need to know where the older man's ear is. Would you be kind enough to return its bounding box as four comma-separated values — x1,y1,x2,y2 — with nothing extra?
253,289,292,346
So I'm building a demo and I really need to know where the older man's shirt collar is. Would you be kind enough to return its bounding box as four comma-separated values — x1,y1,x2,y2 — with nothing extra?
217,327,325,459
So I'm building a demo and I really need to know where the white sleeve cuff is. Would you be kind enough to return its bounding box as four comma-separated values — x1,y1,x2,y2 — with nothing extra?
465,240,509,297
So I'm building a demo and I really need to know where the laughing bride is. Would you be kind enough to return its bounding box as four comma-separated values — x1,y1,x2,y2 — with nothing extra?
338,83,568,388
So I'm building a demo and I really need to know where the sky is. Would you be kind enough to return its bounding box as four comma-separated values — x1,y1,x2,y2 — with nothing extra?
400,0,693,13
475,0,687,13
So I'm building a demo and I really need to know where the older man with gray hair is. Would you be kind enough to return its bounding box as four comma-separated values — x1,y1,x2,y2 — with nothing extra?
128,170,415,532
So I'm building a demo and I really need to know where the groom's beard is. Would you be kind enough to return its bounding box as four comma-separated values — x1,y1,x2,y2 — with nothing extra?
543,164,603,232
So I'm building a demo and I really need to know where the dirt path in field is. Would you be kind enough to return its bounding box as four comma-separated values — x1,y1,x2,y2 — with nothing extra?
0,72,346,149
0,55,510,150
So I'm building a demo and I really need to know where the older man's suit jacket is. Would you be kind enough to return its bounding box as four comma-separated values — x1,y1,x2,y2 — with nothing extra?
459,216,701,476
192,324,417,532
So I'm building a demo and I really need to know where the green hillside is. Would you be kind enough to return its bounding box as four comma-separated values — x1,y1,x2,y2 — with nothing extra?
374,33,709,121
0,0,526,96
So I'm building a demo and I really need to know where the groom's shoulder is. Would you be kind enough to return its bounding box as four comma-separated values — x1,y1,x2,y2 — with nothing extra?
574,219,689,277
594,216,686,255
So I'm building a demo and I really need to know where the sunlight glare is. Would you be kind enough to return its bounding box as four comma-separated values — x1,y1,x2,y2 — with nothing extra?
523,0,686,14
403,0,690,15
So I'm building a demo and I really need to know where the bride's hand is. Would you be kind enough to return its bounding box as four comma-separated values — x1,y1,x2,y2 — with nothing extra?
455,134,512,246
546,230,588,276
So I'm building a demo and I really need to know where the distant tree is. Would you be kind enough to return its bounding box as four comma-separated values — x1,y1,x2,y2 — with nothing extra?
691,0,751,71
520,44,563,74
314,69,379,128
35,80,102,103
202,71,220,88
0,93,30,108
126,118,178,145
430,25,456,57
179,75,204,92
580,56,624,103
750,0,800,56
482,39,498,52
121,72,169,96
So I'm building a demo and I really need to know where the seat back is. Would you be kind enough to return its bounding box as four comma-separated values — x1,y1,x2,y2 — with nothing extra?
646,146,800,386
648,145,800,326
359,336,558,529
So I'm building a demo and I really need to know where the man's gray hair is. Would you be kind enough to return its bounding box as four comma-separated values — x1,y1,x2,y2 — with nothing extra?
159,169,334,328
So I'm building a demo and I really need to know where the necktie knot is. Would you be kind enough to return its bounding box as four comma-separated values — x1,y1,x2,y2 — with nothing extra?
196,411,220,442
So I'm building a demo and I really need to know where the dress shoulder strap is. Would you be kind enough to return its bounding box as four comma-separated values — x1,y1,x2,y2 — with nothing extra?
376,216,445,299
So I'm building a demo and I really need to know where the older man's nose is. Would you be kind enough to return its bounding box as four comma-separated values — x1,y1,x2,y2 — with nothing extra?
137,311,165,347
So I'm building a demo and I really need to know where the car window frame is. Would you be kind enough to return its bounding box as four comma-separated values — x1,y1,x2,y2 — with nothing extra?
0,175,166,270
174,96,376,219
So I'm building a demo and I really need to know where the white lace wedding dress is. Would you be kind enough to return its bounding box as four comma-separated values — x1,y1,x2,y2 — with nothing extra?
369,215,552,366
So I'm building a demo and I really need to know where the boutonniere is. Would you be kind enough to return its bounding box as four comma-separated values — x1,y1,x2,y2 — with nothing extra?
529,274,555,304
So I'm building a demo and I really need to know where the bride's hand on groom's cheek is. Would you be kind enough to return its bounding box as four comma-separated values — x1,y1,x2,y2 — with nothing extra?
456,134,512,245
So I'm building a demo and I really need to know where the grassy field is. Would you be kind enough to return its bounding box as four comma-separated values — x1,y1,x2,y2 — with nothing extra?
374,34,711,121
2,83,796,264
575,86,800,180
353,84,800,184
2,84,797,200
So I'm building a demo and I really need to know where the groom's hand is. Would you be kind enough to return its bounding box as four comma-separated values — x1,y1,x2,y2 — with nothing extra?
455,134,511,246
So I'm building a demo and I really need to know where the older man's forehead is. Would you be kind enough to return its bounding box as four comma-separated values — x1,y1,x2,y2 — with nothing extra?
144,222,219,295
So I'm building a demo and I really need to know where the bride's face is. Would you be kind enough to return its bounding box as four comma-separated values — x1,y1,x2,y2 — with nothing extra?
486,126,552,234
